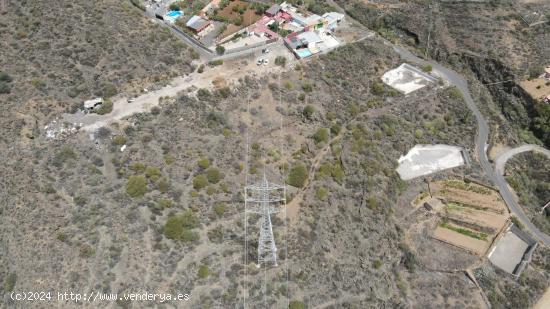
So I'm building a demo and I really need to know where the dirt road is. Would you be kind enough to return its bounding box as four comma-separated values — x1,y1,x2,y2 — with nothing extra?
62,48,294,133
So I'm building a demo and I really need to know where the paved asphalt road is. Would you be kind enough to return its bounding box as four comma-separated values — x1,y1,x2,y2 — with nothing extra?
386,42,550,246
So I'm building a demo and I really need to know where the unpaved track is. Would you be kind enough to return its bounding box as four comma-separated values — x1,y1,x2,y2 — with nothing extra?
494,144,550,174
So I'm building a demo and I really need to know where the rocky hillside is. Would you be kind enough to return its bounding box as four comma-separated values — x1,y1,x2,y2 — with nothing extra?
0,0,196,144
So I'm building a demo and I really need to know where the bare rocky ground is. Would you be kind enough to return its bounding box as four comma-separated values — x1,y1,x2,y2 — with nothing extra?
1,0,549,309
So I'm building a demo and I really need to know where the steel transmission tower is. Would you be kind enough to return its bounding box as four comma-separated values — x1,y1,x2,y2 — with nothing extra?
245,172,285,267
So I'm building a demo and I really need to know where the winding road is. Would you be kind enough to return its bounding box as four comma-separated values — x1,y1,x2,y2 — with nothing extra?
385,42,550,246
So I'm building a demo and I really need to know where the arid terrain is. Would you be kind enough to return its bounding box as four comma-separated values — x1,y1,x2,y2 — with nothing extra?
1,0,549,308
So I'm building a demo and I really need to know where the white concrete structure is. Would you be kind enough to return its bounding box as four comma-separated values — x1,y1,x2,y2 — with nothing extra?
84,98,103,109
396,144,466,180
382,63,438,95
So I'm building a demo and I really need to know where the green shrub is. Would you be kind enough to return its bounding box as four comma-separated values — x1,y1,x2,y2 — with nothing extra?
93,99,113,115
3,273,16,292
198,158,210,169
193,174,208,190
145,166,161,182
215,45,225,55
372,82,385,95
213,203,226,217
198,265,209,279
79,244,95,258
275,56,287,67
52,146,77,167
158,198,173,209
373,260,383,269
113,135,126,145
208,60,223,66
316,187,328,200
330,123,342,135
313,128,329,144
206,168,222,183
164,154,175,165
447,86,463,100
302,105,315,119
164,210,199,242
157,177,170,193
0,71,13,82
197,88,211,100
126,175,147,197
302,82,313,92
217,87,231,98
331,164,345,184
421,64,433,72
130,162,146,173
287,163,308,188
289,300,305,309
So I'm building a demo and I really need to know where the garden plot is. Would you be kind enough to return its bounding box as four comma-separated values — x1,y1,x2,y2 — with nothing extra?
416,179,510,256
382,63,438,95
396,145,466,180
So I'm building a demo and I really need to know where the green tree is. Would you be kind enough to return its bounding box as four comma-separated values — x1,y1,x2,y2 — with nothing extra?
126,175,147,197
216,45,225,55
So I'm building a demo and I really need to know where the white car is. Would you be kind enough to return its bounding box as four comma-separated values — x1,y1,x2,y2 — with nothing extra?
263,59,269,66
257,58,264,66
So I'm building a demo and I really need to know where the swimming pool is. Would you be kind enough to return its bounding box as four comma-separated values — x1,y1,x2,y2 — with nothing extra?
166,10,183,18
296,49,312,58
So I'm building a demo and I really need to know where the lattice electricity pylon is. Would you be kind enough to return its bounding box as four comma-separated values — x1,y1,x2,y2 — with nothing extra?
245,172,285,267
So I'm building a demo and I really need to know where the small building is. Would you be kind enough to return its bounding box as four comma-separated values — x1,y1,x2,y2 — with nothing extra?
322,12,345,30
265,4,281,17
186,15,212,35
284,31,323,58
543,67,550,79
84,98,103,110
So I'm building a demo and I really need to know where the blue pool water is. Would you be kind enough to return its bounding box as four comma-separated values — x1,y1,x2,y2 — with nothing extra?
166,11,182,18
296,49,312,58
